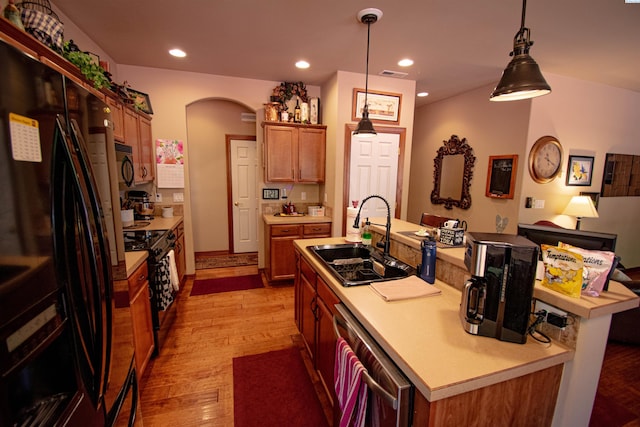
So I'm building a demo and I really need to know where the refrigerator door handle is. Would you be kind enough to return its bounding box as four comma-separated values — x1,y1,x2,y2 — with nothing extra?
52,116,110,405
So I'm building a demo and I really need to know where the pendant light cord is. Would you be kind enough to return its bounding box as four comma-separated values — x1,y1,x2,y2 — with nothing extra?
364,20,371,107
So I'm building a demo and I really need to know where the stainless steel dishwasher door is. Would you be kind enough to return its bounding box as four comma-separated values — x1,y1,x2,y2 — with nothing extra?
333,303,413,427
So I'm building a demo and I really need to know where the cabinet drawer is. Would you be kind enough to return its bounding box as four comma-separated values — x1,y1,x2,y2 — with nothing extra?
271,224,302,237
317,275,339,309
303,223,331,237
128,262,148,298
300,256,317,286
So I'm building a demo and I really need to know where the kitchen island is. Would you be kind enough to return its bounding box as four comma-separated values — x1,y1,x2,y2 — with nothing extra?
293,218,638,426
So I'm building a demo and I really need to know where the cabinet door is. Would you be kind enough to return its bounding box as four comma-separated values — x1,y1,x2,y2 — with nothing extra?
265,125,296,182
106,97,124,142
316,276,340,406
137,116,154,183
270,237,297,280
123,107,141,177
128,263,154,378
175,234,186,286
298,127,326,183
300,269,316,359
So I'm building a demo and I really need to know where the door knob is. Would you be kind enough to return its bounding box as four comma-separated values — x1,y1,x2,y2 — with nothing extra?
234,202,239,206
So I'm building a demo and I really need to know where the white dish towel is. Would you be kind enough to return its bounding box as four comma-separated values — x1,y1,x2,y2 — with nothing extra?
167,249,180,291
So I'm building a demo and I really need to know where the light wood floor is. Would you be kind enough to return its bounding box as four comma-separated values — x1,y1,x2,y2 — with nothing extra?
138,266,316,426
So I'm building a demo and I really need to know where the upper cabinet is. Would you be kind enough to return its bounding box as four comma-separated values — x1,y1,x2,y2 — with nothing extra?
106,97,125,141
263,122,326,183
124,107,154,184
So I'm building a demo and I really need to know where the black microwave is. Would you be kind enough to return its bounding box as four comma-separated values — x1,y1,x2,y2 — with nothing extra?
115,142,134,187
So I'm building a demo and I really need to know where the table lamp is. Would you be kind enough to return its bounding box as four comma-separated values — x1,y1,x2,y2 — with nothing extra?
562,195,599,230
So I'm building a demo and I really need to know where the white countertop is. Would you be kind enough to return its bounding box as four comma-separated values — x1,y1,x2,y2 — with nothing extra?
263,213,332,225
369,217,639,319
294,236,574,402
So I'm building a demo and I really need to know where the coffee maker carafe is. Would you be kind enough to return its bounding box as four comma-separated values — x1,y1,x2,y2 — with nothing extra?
460,232,539,344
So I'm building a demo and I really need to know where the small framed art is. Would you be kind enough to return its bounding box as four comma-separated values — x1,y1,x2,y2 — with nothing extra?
262,188,280,200
127,88,153,114
486,154,518,199
351,88,401,124
566,155,594,186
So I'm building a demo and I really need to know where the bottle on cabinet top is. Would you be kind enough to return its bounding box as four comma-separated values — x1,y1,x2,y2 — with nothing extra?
294,99,301,123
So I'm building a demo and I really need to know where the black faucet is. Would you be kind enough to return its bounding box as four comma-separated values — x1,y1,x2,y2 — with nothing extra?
352,194,391,257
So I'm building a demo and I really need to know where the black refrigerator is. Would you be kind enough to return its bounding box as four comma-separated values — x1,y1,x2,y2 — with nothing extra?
0,37,140,426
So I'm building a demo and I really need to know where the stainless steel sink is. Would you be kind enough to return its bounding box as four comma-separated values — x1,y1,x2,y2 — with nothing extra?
309,243,416,287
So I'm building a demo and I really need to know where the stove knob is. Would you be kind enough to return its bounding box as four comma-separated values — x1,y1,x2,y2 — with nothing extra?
153,247,161,257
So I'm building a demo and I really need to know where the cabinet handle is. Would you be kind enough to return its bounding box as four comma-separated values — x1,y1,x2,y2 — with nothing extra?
138,274,146,281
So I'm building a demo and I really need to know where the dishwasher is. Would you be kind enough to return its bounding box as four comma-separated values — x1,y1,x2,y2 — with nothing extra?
333,303,414,427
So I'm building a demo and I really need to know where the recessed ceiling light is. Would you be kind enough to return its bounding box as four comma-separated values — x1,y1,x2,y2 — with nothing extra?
398,58,414,67
295,60,310,69
169,48,187,58
417,92,429,97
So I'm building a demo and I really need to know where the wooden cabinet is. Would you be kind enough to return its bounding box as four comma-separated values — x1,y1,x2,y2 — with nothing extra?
173,220,186,286
263,122,326,183
128,261,154,379
124,107,154,184
265,221,330,282
295,252,339,407
106,96,125,141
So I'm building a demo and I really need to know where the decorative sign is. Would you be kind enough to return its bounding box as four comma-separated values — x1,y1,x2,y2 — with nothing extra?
156,139,184,188
486,155,518,199
9,113,42,162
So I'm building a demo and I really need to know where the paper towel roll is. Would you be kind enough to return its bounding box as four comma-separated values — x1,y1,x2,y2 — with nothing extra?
345,206,361,242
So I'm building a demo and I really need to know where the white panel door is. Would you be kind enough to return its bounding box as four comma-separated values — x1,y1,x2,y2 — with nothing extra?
349,133,399,222
230,139,258,253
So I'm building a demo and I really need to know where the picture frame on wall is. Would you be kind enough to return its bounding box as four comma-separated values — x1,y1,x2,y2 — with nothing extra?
127,88,154,114
486,154,518,199
351,88,401,125
566,155,594,186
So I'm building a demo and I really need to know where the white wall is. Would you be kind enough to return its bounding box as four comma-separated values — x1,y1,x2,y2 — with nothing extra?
323,71,416,236
523,73,640,267
408,83,531,234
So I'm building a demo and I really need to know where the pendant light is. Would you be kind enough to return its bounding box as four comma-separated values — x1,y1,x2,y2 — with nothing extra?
490,0,551,102
353,8,382,137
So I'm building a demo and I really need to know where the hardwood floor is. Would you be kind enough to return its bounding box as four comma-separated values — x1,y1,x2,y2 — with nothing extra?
137,265,638,426
138,266,309,426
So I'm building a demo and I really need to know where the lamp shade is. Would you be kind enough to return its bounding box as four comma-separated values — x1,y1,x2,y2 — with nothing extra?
490,53,551,101
562,196,599,218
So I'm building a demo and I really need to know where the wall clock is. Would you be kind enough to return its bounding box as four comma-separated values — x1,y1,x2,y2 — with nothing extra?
528,136,563,184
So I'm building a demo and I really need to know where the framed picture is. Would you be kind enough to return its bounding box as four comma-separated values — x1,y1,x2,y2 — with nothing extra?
580,191,600,210
486,154,518,199
566,155,594,186
351,88,401,125
127,88,153,114
262,188,280,200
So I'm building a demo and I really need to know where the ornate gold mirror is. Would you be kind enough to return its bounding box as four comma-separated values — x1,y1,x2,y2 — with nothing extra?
431,135,476,209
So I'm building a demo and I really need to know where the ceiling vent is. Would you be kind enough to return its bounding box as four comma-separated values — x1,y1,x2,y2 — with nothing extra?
379,70,408,79
241,112,256,122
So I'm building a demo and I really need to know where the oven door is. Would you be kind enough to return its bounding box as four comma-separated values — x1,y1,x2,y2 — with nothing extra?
115,143,134,187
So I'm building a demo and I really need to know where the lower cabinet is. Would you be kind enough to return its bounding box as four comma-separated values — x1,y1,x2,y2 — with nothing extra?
128,261,154,380
266,221,330,282
295,251,340,407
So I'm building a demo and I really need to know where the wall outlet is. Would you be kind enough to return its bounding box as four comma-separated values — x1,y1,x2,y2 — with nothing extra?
173,192,184,202
156,193,162,202
535,300,568,328
301,191,306,200
534,199,545,209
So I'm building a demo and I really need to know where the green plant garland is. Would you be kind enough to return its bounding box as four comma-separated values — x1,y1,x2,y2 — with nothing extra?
272,81,308,110
62,41,111,90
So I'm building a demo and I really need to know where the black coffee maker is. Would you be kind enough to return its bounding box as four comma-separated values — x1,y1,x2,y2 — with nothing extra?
460,232,539,344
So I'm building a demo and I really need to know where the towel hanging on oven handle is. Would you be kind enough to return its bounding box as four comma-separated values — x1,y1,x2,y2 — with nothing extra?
332,314,399,409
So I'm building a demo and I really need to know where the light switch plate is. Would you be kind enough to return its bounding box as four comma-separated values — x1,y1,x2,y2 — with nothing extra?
173,192,184,202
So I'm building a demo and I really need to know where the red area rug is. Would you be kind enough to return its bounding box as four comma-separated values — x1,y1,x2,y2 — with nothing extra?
233,347,329,427
190,274,263,296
